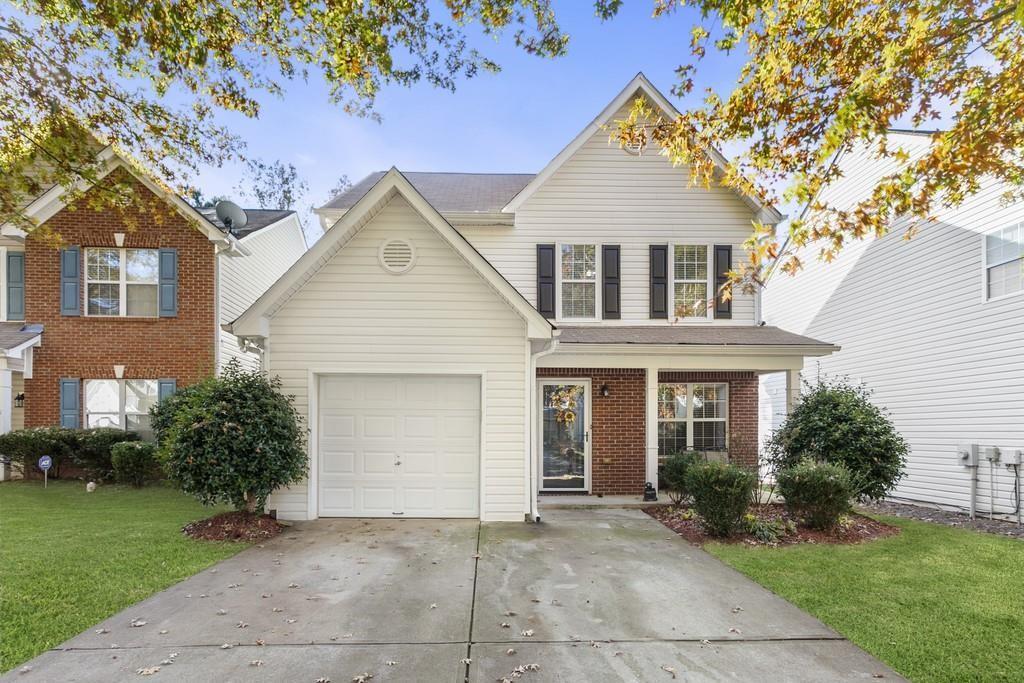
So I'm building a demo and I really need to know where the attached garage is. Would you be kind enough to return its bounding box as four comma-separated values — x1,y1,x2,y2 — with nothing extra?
317,374,481,518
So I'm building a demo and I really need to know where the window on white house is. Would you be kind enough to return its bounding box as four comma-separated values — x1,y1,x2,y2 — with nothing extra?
559,244,597,319
85,379,159,438
986,223,1024,299
657,382,728,459
672,245,709,319
86,248,159,316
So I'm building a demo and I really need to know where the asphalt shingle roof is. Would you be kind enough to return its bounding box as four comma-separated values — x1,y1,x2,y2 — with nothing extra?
556,325,834,347
323,172,535,214
197,208,295,238
0,322,42,352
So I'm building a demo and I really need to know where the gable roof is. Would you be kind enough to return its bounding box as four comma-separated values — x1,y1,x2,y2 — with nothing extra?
502,73,784,224
324,172,534,214
230,168,554,340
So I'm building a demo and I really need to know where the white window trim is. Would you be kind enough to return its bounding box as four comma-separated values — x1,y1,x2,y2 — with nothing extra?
982,223,1024,303
85,379,157,430
555,242,601,322
669,242,714,322
84,247,159,317
657,382,729,455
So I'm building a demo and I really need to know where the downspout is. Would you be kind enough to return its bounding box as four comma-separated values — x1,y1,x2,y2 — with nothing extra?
527,333,560,523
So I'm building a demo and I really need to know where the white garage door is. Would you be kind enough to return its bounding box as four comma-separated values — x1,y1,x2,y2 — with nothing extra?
318,374,481,518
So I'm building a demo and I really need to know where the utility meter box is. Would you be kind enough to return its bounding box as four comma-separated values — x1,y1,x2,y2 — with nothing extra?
984,446,1002,463
1005,450,1023,466
957,443,979,467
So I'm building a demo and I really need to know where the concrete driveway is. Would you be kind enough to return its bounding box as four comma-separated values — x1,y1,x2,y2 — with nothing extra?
6,508,903,682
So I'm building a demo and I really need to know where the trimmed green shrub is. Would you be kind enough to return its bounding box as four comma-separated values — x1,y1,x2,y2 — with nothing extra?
685,462,756,537
0,427,78,478
660,451,702,505
111,441,159,487
74,427,141,480
776,459,855,529
152,360,307,512
765,378,907,500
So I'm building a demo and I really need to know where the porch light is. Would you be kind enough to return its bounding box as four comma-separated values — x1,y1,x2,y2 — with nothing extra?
600,384,610,397
14,393,24,408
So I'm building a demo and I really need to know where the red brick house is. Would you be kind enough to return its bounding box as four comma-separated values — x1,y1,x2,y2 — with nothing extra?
0,151,307,451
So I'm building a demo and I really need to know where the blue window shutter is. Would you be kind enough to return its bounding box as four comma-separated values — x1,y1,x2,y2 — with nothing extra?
59,378,80,429
6,251,25,321
60,246,81,316
158,379,177,402
158,248,178,317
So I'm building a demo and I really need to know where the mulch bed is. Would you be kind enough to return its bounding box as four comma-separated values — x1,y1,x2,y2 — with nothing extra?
645,503,900,546
859,499,1024,540
183,511,284,542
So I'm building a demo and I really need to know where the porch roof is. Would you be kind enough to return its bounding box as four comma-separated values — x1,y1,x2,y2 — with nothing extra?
0,322,42,353
555,325,835,349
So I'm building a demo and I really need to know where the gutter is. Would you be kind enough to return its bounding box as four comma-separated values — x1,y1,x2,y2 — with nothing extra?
526,332,560,523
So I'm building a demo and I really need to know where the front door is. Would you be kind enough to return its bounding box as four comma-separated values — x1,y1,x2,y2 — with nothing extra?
538,380,590,492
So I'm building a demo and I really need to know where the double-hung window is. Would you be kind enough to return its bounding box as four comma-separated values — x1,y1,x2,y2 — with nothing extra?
86,248,159,316
559,244,598,319
657,382,728,459
986,223,1024,300
671,245,711,319
85,379,159,438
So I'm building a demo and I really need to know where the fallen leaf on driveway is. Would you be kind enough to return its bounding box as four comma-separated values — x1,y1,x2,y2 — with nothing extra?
250,660,264,667
731,606,743,614
130,619,147,628
521,629,534,637
18,665,32,674
351,674,373,682
159,630,168,635
385,661,397,666
505,648,516,655
288,583,300,588
500,622,511,628
504,610,517,617
220,644,233,650
255,639,266,646
136,667,160,676
729,627,741,634
237,622,249,629
661,665,677,678
216,609,227,616
95,628,109,635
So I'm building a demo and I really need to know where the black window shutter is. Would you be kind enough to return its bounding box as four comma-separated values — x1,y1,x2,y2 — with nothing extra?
601,245,621,319
649,244,668,319
536,244,556,319
714,244,733,319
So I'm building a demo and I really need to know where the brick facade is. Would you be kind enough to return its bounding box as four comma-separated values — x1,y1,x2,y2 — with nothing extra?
23,173,217,427
537,368,647,496
537,368,759,496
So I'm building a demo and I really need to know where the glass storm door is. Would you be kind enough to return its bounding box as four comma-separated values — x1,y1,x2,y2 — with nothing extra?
539,381,590,491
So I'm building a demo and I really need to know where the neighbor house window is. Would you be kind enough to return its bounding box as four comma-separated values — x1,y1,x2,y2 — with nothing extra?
672,245,710,319
657,382,728,458
85,379,158,438
559,243,598,319
986,223,1024,299
86,248,159,316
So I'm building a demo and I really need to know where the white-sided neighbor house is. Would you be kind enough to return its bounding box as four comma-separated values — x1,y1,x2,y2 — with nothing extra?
230,74,838,522
761,131,1024,518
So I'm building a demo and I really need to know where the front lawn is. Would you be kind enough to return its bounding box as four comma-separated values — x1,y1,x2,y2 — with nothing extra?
0,481,245,672
707,515,1024,682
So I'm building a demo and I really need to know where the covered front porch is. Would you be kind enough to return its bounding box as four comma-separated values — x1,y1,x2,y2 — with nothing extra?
0,322,42,480
528,325,836,514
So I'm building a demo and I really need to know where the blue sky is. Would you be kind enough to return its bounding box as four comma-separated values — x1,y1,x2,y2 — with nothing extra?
194,3,747,231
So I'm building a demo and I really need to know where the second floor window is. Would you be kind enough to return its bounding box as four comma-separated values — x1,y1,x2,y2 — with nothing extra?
986,223,1023,300
673,245,709,319
559,244,598,319
86,248,159,316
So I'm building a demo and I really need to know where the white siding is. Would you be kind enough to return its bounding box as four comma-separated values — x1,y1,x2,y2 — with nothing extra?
763,139,1024,516
459,104,760,325
218,216,307,371
265,195,529,522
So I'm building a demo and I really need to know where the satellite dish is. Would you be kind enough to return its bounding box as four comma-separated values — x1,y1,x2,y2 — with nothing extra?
215,200,248,230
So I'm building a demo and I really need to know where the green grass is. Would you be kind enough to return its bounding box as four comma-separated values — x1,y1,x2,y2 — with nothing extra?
0,481,246,672
706,515,1024,682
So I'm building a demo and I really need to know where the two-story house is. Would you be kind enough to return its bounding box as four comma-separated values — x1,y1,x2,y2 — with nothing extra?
229,74,838,522
0,149,307,455
761,131,1024,519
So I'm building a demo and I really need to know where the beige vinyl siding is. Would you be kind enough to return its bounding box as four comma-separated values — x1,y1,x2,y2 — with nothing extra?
11,373,24,431
762,139,1024,515
265,195,529,521
218,216,307,371
460,104,759,325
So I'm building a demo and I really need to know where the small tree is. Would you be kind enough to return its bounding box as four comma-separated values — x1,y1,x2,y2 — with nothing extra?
765,378,907,500
152,361,306,513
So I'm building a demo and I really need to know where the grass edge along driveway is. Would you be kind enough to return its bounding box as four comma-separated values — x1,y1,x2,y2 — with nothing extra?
0,481,245,672
706,514,1024,683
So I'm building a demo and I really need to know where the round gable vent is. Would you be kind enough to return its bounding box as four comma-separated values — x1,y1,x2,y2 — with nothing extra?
378,238,416,274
